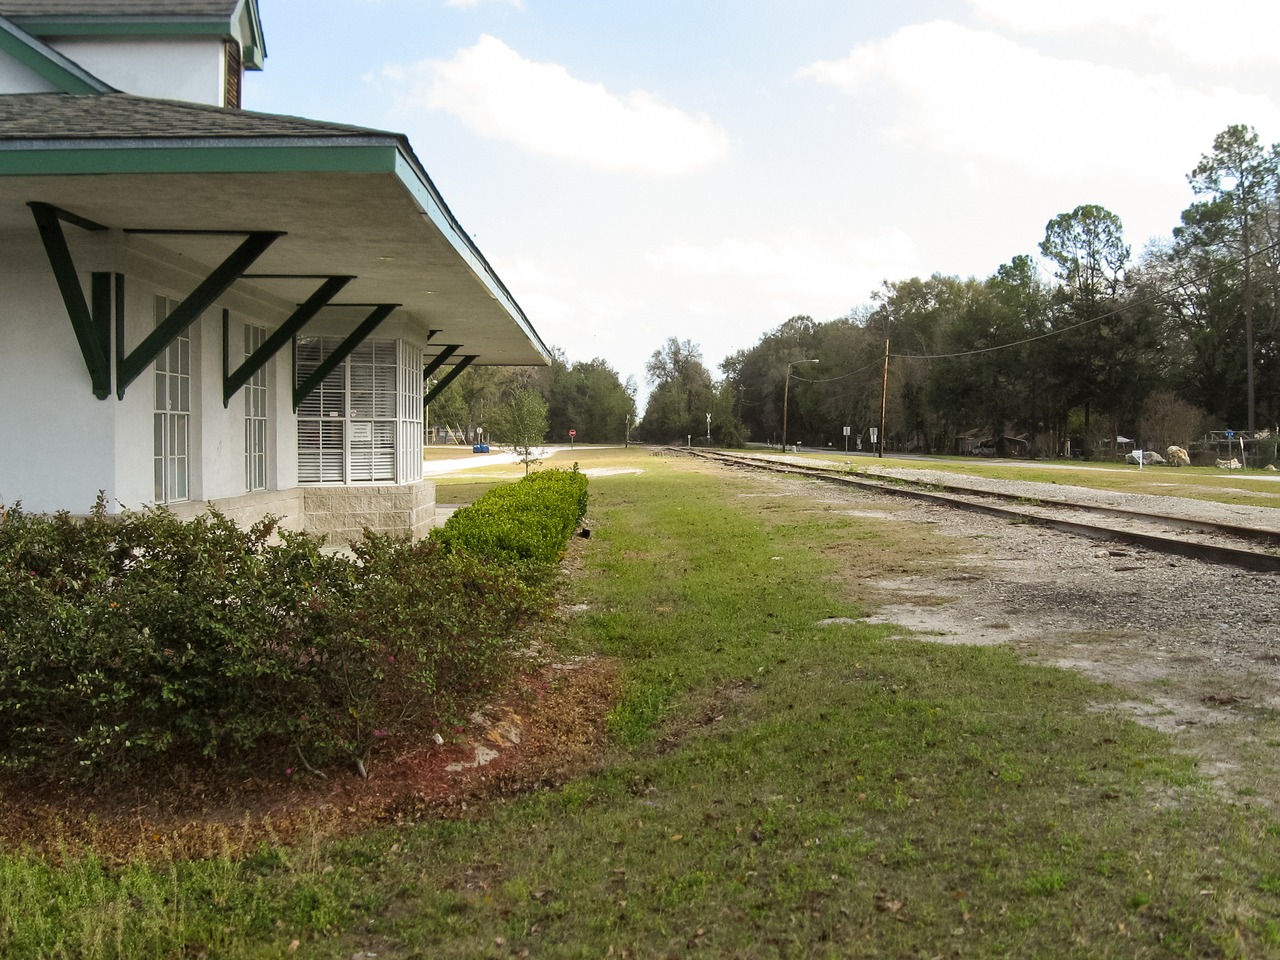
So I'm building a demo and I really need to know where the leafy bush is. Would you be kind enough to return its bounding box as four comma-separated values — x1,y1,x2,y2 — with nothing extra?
0,497,541,781
432,465,589,570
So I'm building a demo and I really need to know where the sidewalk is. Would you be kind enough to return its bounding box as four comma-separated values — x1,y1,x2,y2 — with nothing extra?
421,445,578,476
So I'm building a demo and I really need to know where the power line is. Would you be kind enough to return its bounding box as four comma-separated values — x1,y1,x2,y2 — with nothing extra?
884,237,1280,363
790,358,883,384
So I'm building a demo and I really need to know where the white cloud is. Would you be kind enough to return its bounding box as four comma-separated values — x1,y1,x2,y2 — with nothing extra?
502,256,641,335
797,21,1280,184
645,228,918,320
967,0,1280,68
384,35,730,175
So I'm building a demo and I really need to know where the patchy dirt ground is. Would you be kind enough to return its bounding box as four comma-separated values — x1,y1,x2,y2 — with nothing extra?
783,466,1280,807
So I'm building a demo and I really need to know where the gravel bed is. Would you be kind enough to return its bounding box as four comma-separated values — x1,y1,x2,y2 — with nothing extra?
754,452,1280,532
857,463,1280,534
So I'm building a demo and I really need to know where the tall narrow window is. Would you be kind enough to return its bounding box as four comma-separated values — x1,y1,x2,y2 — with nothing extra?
398,341,424,483
244,322,268,491
295,337,345,484
346,339,397,482
153,296,191,503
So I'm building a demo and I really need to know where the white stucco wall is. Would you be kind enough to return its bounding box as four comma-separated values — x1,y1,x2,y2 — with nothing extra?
0,227,118,512
49,37,226,106
0,48,60,94
3,230,427,534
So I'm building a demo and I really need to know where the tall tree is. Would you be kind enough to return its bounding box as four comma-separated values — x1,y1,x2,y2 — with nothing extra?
1038,204,1133,444
546,357,635,443
1181,124,1279,430
638,338,715,442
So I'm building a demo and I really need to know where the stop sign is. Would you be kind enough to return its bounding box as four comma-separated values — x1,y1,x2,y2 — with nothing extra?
569,429,577,438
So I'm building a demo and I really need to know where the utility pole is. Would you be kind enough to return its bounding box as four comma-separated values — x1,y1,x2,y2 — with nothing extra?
878,339,889,458
782,358,818,451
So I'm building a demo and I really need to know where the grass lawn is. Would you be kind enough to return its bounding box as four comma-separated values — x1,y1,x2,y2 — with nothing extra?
3,447,1280,958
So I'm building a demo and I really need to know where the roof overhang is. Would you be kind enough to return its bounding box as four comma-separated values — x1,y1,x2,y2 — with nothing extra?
0,133,550,368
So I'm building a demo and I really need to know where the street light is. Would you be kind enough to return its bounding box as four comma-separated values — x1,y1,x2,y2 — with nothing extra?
781,358,818,451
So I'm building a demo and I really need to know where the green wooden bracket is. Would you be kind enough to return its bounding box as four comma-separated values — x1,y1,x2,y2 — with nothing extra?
421,344,460,384
424,355,476,405
292,303,399,412
116,230,283,398
27,202,113,400
222,275,353,406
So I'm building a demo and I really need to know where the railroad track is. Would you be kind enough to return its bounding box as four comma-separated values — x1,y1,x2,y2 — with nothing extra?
680,448,1280,574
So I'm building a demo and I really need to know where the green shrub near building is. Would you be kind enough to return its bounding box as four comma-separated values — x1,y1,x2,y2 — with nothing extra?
432,465,589,570
0,468,587,782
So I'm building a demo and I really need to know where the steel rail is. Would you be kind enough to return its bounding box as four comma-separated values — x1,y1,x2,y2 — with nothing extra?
681,449,1280,575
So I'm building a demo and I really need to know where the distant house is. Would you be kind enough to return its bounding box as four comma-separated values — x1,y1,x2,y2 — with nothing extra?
0,1,549,539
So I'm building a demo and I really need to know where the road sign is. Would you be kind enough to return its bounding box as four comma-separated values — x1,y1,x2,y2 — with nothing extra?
569,429,576,438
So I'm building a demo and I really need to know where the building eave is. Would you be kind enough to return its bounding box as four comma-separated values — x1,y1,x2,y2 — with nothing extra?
0,132,548,368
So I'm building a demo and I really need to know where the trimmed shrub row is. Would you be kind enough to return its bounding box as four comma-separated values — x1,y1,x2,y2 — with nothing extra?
0,468,588,781
432,465,589,570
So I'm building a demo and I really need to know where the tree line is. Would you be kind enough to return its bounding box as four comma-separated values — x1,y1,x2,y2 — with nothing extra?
427,349,637,447
638,124,1280,459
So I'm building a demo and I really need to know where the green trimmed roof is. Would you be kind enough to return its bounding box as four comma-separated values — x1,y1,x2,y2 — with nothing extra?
0,2,239,13
1,1,266,68
0,91,394,141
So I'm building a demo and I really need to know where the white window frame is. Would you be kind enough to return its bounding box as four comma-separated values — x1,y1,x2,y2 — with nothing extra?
153,295,191,504
244,321,269,492
296,336,419,485
398,340,424,483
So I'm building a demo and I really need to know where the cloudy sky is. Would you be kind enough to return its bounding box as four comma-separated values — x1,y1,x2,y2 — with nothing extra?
247,0,1280,400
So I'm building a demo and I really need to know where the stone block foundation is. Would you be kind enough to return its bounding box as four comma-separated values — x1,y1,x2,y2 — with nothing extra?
164,481,437,542
302,480,437,542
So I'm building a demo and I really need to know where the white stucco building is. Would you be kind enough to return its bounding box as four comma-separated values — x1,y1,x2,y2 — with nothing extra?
0,1,550,539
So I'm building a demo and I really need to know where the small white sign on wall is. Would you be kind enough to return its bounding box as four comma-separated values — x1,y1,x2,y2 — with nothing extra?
351,421,373,442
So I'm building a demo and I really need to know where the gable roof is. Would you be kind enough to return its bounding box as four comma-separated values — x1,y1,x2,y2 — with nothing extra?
0,0,265,69
0,13,115,92
0,2,239,13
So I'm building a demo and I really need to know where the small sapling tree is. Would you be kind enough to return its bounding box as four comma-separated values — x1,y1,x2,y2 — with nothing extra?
495,388,550,475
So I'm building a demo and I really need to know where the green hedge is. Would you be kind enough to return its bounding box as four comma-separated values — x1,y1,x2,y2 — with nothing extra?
0,498,540,781
432,465,589,569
